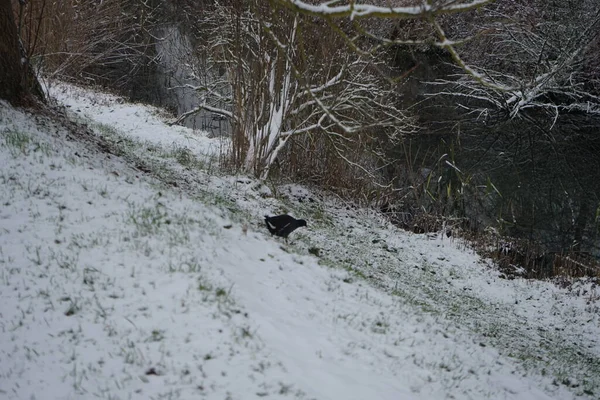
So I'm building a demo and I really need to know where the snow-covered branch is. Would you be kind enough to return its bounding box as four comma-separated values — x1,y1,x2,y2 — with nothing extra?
430,4,600,121
275,0,494,19
169,103,233,126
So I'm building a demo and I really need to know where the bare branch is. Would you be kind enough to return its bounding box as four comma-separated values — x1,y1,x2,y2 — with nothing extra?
274,0,494,19
169,103,233,126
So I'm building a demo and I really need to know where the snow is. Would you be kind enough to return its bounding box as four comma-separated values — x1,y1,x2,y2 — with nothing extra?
282,0,427,18
281,0,493,19
1,82,599,400
49,82,227,161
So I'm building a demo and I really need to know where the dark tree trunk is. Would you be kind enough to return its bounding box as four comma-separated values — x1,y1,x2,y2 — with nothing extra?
0,0,43,105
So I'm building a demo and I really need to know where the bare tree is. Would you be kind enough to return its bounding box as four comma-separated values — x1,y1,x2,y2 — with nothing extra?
175,1,412,180
16,0,165,98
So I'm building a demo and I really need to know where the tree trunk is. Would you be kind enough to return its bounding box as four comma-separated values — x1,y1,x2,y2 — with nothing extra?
0,0,43,105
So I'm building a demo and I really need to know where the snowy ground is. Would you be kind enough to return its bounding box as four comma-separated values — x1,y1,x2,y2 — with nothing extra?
0,82,599,400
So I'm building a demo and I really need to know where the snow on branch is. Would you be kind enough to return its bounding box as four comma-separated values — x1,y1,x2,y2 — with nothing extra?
169,103,232,126
275,0,494,19
431,6,600,121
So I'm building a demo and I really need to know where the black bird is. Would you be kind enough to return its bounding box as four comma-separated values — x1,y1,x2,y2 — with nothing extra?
264,214,307,240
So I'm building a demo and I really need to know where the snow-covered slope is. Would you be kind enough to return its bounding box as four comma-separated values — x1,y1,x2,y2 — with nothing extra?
0,83,598,400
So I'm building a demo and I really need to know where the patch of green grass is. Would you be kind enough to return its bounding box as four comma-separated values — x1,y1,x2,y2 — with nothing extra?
90,120,249,231
169,258,201,273
281,198,333,229
170,145,205,170
93,123,126,140
391,287,439,314
240,326,253,339
88,119,252,237
127,201,170,237
68,232,108,250
126,199,206,248
207,192,236,208
198,277,213,292
3,128,31,153
2,128,51,157
148,329,166,342
318,258,368,281
305,203,329,224
91,123,176,184
93,123,138,157
195,274,240,308
49,248,80,271
121,339,144,366
90,121,223,192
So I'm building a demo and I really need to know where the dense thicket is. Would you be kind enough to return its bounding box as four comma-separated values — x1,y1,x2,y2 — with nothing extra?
12,0,169,101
